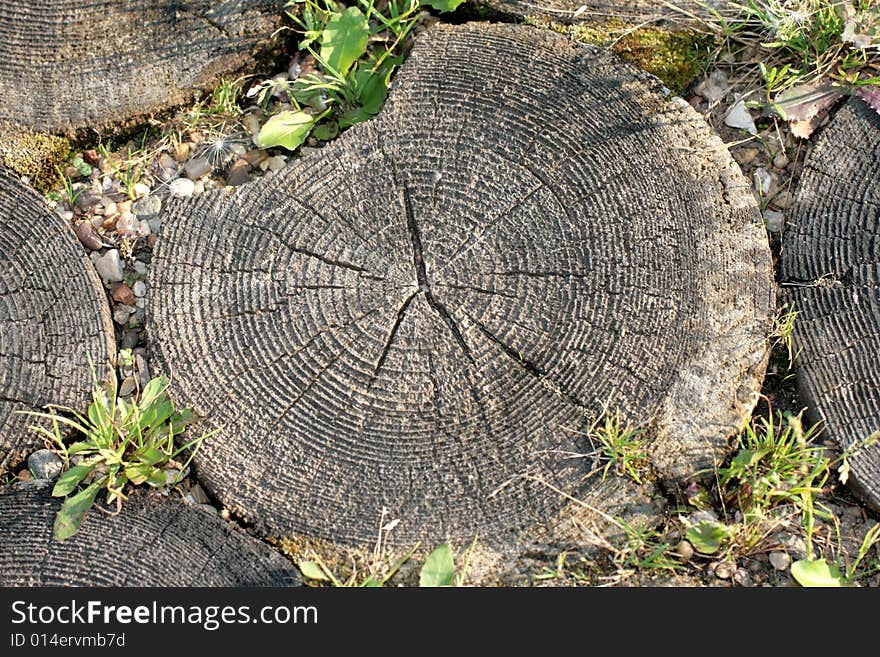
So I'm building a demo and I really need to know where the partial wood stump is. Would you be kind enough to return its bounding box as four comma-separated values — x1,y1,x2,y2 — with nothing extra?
782,97,880,512
0,1,281,134
0,482,300,586
472,0,735,26
0,167,114,473
148,23,773,552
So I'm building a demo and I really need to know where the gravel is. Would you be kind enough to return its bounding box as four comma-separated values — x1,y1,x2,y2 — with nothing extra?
27,450,63,480
94,249,124,283
769,551,791,571
168,177,195,197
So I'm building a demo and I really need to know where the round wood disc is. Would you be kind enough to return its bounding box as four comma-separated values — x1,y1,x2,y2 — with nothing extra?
0,482,300,586
782,97,880,512
0,0,280,133
0,167,114,473
149,23,773,548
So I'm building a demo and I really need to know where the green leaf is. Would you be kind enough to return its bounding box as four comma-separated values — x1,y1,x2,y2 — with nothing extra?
421,0,466,12
66,441,95,455
685,521,729,554
135,446,166,466
320,7,369,76
124,463,152,485
298,561,330,581
138,376,169,411
790,558,845,587
419,544,455,587
311,121,339,141
53,481,102,540
52,464,94,497
354,68,388,115
730,447,772,469
257,111,317,151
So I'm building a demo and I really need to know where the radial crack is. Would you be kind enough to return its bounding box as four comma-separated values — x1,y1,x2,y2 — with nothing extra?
400,181,474,363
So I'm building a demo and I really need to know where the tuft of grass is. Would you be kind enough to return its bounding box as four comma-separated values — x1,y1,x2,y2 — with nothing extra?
769,301,800,372
17,351,218,540
589,410,651,484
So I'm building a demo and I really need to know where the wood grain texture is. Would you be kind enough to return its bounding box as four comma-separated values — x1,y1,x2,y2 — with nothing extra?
473,0,735,25
0,0,281,133
0,167,114,473
0,482,300,586
782,97,880,512
148,23,773,549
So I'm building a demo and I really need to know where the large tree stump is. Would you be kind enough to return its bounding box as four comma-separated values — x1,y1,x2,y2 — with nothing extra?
0,482,300,586
0,167,114,473
782,97,880,512
148,23,773,550
0,0,281,134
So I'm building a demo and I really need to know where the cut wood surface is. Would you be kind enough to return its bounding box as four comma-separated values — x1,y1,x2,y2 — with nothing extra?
782,97,880,512
149,23,773,549
0,482,300,586
0,167,114,473
473,0,735,25
0,0,281,134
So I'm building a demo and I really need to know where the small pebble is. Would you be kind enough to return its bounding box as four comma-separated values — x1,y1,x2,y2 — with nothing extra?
753,167,774,197
83,149,100,166
27,449,63,480
242,112,262,137
187,483,211,505
121,329,140,350
172,142,191,162
94,249,124,283
764,210,784,234
264,156,286,172
111,282,136,305
772,152,790,169
220,508,231,520
103,201,118,216
725,98,757,134
75,221,103,250
56,209,74,222
713,562,735,579
185,156,212,180
133,195,161,219
772,190,794,209
674,540,694,562
133,182,151,198
225,159,252,186
243,149,269,166
75,190,101,211
695,70,728,103
168,177,195,198
689,510,719,525
132,280,147,297
193,180,205,195
115,211,141,238
733,568,753,587
119,375,137,397
113,305,134,325
17,469,33,482
134,260,148,275
769,551,791,571
733,147,759,166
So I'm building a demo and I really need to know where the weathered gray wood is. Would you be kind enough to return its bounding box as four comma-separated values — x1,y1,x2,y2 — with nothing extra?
782,97,880,512
0,0,281,134
148,23,773,549
473,0,736,26
0,482,301,586
0,167,114,473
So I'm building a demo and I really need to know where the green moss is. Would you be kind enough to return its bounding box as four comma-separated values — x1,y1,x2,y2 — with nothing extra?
0,124,70,193
527,18,716,95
